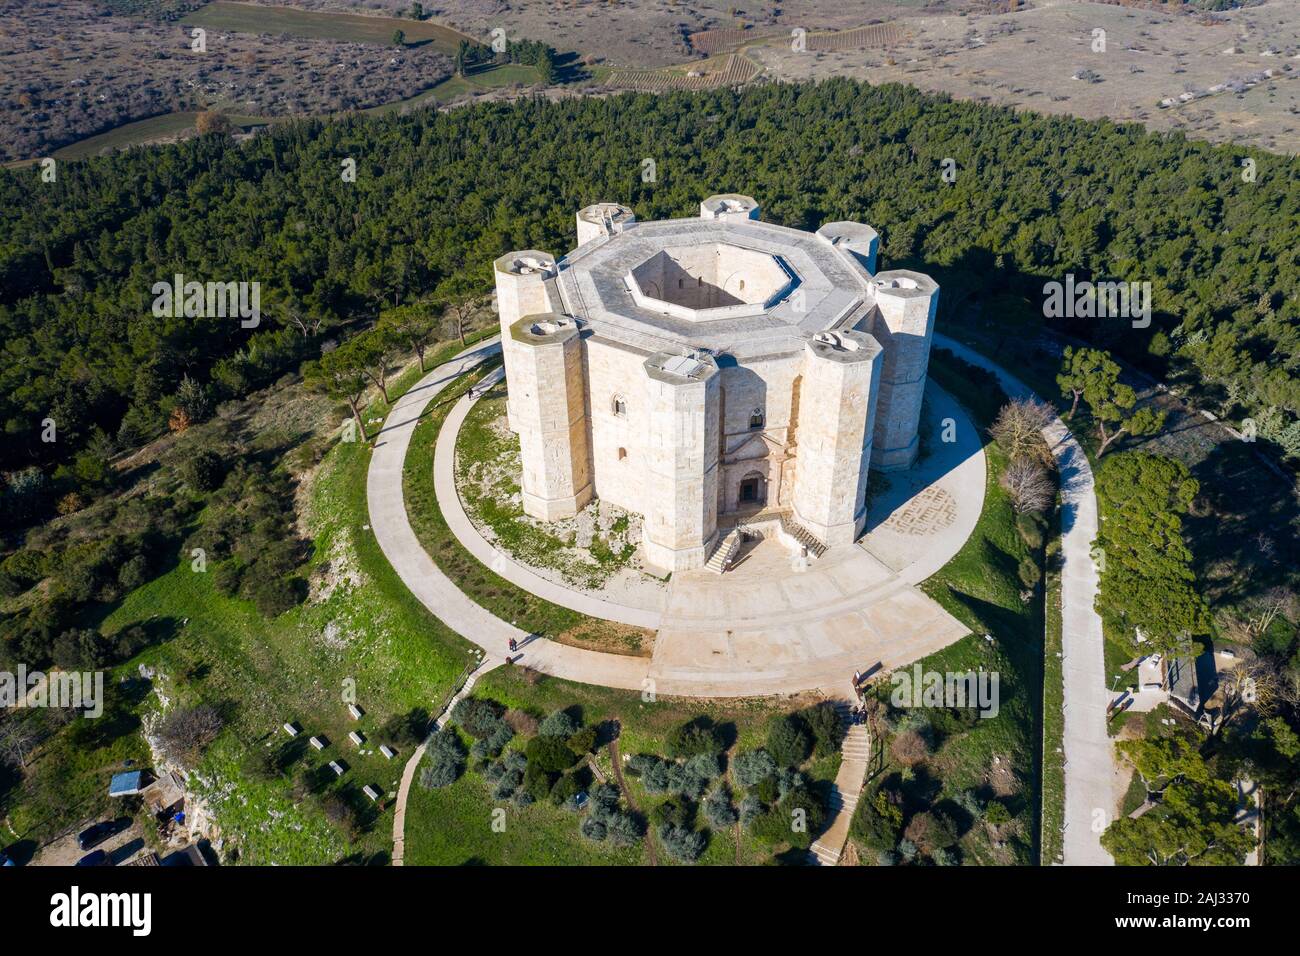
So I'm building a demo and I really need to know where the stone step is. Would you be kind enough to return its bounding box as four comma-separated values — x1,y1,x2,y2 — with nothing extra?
704,529,742,573
808,841,841,866
779,515,827,559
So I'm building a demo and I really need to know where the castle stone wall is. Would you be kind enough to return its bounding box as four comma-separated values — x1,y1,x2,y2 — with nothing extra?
869,271,939,471
791,331,883,546
509,316,592,521
640,353,720,571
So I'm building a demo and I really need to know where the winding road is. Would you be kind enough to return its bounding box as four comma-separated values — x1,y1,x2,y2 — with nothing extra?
934,333,1115,866
369,333,1115,864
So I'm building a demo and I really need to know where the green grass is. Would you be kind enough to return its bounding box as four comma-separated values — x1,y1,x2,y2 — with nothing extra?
401,361,652,655
27,336,501,862
455,387,640,591
910,349,1048,864
1041,503,1065,864
183,2,470,52
404,665,840,865
88,404,474,861
362,63,543,116
50,112,271,160
404,770,642,866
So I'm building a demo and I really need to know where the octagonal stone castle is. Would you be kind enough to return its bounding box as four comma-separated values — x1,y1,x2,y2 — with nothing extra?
492,194,939,573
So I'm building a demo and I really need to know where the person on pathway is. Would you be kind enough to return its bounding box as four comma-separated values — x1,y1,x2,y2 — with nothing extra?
508,637,517,653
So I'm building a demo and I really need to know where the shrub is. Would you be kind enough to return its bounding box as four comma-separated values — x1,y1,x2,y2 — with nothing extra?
766,715,812,768
776,767,808,799
903,810,959,856
181,449,226,493
579,816,607,842
504,708,539,736
379,708,429,748
704,786,738,828
1015,511,1046,550
851,788,903,852
755,775,779,804
985,800,1012,826
320,792,361,839
629,754,670,794
2,549,48,585
241,745,281,781
1017,556,1042,589
157,704,224,761
666,717,724,757
492,769,523,800
567,726,597,755
212,561,243,596
420,728,466,789
551,772,581,807
890,730,930,768
652,794,693,828
732,748,776,788
502,749,528,773
589,782,621,816
801,701,845,757
245,573,302,618
657,824,706,863
672,764,708,800
684,752,722,781
538,708,579,738
523,762,555,801
739,794,763,827
118,554,150,591
605,811,643,847
452,696,506,738
525,734,579,773
779,789,826,850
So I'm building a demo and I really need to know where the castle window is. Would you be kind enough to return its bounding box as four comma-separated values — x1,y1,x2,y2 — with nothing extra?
612,395,627,417
749,408,764,430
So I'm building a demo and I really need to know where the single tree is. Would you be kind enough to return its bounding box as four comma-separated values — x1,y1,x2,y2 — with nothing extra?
1000,456,1054,514
303,342,372,443
380,302,439,371
1057,346,1165,455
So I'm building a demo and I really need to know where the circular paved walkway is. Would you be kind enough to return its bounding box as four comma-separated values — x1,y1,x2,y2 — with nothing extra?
368,337,981,699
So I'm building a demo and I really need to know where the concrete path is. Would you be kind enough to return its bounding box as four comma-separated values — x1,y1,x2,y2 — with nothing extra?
934,333,1115,866
392,655,502,866
367,339,653,693
431,363,977,697
435,363,663,629
809,704,873,866
368,337,975,698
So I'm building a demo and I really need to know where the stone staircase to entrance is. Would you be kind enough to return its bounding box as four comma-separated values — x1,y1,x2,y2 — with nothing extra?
780,515,827,559
704,529,742,573
808,700,872,866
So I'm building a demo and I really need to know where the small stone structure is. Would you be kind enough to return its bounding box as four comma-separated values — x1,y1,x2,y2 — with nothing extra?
493,194,939,572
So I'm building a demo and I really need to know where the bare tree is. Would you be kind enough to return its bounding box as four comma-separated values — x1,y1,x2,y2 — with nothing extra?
157,704,224,762
989,398,1055,466
0,720,40,770
1000,456,1055,514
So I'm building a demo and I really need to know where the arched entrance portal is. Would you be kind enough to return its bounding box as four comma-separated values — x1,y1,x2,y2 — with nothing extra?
739,471,767,508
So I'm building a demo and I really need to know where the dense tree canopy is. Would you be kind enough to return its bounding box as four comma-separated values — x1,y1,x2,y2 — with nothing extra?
1,80,1296,505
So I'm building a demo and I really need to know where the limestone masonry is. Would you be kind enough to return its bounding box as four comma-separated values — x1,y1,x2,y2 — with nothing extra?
493,194,939,572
